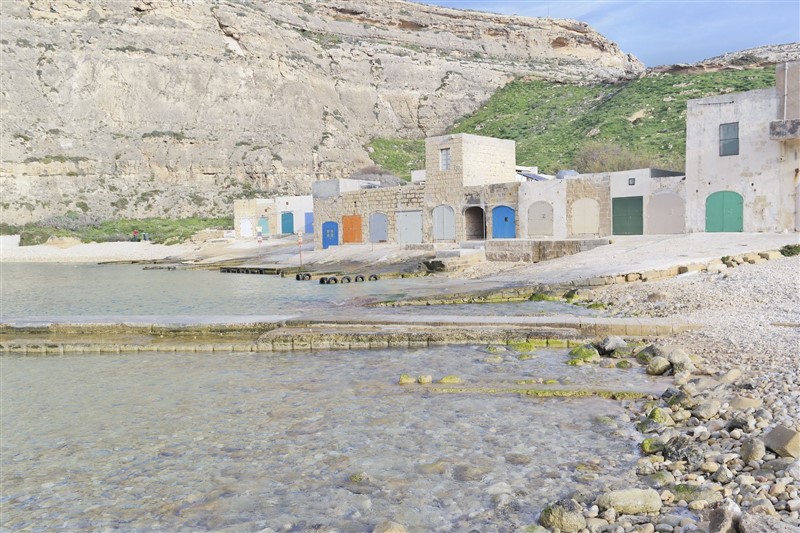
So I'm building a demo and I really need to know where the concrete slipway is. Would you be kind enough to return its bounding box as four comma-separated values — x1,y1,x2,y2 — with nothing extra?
2,232,796,352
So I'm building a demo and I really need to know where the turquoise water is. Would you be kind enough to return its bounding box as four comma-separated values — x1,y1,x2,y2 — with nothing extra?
0,263,597,322
1,346,660,532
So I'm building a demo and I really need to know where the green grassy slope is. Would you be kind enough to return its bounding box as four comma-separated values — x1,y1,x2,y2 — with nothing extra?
368,68,775,177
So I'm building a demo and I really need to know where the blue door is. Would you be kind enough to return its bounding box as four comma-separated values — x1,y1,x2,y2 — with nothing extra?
257,216,269,236
322,221,338,249
304,212,314,234
492,206,516,238
281,212,294,234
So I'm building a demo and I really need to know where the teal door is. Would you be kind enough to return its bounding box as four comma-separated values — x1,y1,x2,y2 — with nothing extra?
612,196,643,235
281,212,294,234
706,191,743,232
257,216,269,236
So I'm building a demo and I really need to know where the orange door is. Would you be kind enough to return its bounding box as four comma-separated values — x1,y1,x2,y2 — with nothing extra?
342,215,363,243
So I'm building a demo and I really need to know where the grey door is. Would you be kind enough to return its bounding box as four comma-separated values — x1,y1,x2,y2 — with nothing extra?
369,212,389,243
397,211,423,243
432,205,455,241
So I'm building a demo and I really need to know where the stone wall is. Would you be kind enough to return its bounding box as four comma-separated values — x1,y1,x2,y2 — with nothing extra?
485,238,610,262
566,176,612,237
518,180,569,239
313,185,424,246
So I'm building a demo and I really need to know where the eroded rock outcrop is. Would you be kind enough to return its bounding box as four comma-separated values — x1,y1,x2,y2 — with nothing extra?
1,0,642,223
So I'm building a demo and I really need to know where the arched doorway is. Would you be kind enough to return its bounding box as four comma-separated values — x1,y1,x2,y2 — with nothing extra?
491,206,516,238
464,206,486,240
369,212,389,243
571,198,600,235
706,191,743,232
432,205,455,241
322,221,339,249
648,193,685,234
528,201,554,237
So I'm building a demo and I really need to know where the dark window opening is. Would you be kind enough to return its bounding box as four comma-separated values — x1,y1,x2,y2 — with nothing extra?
720,122,739,156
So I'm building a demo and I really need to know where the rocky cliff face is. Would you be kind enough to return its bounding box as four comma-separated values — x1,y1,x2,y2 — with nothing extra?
1,0,643,224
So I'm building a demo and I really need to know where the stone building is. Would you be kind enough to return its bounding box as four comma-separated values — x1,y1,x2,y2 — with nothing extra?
312,133,522,249
233,195,313,238
518,171,683,239
686,61,800,233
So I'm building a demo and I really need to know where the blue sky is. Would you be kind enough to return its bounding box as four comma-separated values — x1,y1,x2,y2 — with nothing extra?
418,1,800,66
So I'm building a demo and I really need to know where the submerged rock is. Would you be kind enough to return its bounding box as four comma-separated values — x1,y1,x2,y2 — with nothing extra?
373,521,407,533
567,344,600,365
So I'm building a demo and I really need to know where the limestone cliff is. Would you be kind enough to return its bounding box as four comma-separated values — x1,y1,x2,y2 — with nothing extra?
1,0,643,224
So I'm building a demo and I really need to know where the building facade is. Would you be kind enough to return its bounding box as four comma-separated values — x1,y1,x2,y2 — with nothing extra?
686,61,800,233
233,195,313,239
313,133,523,248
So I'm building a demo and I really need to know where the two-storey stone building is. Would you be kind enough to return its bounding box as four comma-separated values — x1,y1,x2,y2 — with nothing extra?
313,133,523,248
686,61,800,233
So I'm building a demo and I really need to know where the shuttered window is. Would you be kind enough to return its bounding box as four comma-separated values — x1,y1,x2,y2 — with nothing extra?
719,122,739,156
440,148,451,170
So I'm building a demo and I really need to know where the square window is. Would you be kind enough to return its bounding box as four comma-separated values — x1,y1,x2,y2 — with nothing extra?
439,148,451,171
719,122,739,156
628,178,635,186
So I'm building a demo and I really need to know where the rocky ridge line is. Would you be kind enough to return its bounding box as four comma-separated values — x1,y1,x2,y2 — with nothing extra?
1,0,641,224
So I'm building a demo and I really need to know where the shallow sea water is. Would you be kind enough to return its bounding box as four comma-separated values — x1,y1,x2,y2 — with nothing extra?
1,346,663,532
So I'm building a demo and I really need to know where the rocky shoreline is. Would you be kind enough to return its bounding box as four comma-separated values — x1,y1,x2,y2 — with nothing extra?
532,337,800,533
527,255,800,533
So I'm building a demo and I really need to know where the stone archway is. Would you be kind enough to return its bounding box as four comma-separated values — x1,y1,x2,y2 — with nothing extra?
464,206,486,240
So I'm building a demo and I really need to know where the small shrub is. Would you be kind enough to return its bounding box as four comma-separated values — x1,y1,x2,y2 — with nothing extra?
0,223,23,235
780,244,800,257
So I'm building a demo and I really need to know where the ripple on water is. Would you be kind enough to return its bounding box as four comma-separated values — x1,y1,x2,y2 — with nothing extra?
0,346,666,531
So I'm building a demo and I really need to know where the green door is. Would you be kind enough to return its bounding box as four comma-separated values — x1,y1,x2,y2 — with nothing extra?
705,191,743,232
612,196,643,235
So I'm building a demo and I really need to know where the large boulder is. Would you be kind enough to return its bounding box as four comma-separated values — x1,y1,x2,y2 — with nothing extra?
665,347,696,372
738,513,800,533
597,335,627,356
595,488,662,514
539,498,586,532
763,425,800,458
646,356,671,375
